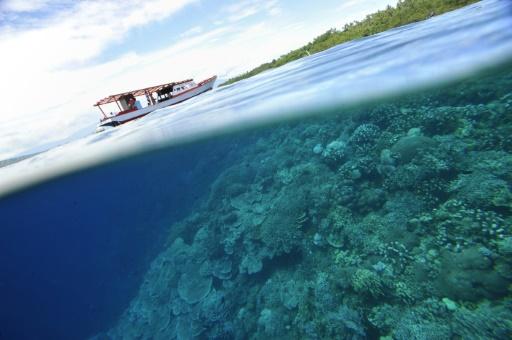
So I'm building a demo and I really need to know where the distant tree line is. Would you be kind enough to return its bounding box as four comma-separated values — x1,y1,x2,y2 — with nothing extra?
220,0,479,86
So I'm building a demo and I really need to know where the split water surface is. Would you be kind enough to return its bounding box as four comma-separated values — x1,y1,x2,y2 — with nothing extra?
1,0,512,339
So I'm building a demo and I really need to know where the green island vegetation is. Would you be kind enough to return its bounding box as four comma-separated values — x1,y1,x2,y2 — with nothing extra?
221,0,479,86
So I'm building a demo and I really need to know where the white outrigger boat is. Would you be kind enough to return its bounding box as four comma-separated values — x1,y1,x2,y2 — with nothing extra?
94,76,217,132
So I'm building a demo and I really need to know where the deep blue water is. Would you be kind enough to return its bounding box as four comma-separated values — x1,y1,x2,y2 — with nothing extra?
1,1,512,339
0,137,250,339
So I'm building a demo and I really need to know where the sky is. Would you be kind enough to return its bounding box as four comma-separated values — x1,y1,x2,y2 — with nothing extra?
0,0,398,160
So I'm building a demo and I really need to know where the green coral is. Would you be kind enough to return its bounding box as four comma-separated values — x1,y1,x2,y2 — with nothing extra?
333,249,363,267
351,269,384,298
258,188,306,255
393,281,416,304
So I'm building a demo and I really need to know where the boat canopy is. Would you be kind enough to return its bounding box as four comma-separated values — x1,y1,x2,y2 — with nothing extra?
94,79,193,106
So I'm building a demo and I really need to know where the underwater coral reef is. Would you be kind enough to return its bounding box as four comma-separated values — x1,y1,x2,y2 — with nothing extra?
95,69,512,339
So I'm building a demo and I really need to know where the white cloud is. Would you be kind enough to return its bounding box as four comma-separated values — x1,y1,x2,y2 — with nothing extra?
268,6,282,16
228,5,259,22
336,0,360,12
0,0,197,85
0,0,51,12
224,0,281,22
180,26,203,38
335,0,398,27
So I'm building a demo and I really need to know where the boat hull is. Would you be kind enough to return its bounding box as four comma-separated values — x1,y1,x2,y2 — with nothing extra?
96,76,216,131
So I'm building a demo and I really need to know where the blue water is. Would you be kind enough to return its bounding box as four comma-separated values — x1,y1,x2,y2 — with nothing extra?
0,1,512,339
0,137,258,339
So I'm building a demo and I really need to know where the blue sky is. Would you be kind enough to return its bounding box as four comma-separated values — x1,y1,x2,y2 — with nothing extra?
0,0,397,159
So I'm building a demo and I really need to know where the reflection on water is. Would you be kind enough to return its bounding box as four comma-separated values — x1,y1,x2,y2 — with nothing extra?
0,0,511,339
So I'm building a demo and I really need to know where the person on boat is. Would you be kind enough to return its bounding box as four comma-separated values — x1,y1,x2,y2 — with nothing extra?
127,95,137,110
145,92,154,106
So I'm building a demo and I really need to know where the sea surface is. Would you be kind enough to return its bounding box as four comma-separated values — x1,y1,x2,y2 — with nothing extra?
1,1,512,339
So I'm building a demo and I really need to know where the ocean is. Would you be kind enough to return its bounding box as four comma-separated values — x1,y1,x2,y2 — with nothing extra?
1,0,512,339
